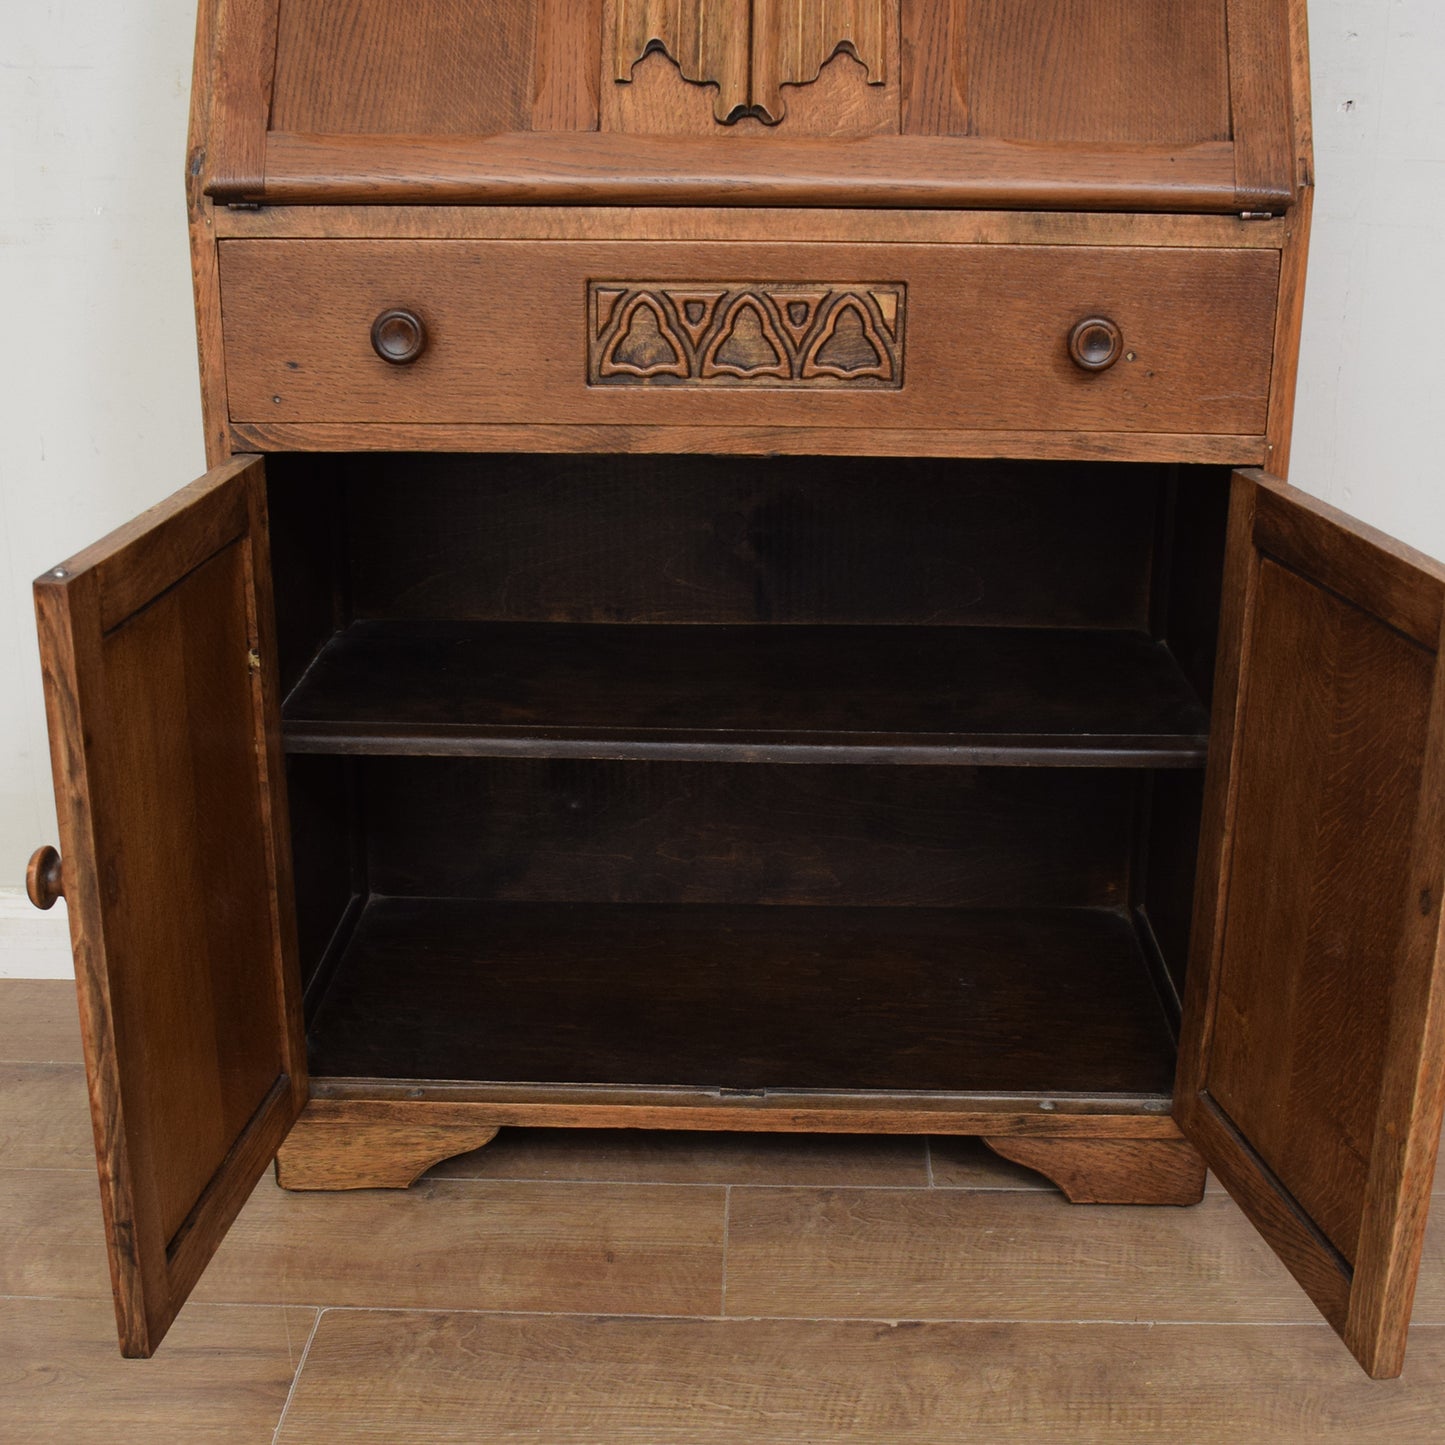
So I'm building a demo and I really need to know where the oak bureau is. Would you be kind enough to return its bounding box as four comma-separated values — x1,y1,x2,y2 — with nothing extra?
24,0,1445,1376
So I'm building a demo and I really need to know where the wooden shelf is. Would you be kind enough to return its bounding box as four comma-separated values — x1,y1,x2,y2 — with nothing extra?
282,622,1209,767
305,900,1178,1096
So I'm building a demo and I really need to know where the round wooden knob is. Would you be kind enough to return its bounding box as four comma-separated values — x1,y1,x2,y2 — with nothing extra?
1068,317,1124,373
26,846,65,911
370,309,427,365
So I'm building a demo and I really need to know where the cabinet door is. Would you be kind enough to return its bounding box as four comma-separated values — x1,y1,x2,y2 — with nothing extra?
34,456,306,1357
1177,470,1445,1379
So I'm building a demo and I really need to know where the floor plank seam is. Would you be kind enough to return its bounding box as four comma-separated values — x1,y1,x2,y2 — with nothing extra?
720,1184,731,1316
187,1302,1383,1329
271,1306,324,1445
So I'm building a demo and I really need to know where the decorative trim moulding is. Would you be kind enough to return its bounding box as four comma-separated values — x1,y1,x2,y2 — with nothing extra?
589,282,905,388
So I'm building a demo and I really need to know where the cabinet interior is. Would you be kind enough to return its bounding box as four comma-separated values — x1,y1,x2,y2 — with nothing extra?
267,453,1230,1103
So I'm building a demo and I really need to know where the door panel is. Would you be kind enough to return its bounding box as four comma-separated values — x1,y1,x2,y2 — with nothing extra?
34,455,306,1357
1177,470,1445,1379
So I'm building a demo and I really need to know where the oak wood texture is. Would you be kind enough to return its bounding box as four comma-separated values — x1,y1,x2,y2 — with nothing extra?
533,0,604,131
967,0,1230,144
900,0,966,134
357,759,1137,909
602,44,901,138
305,1082,1182,1139
205,0,277,199
604,0,895,132
231,420,1271,465
231,130,1258,210
32,456,307,1359
274,1103,498,1190
981,1137,1208,1206
217,239,1278,436
588,281,905,389
753,0,891,124
282,621,1209,767
610,0,753,124
1266,183,1314,474
303,899,1177,1095
210,204,1290,246
1228,0,1300,208
318,454,1165,632
187,0,232,465
25,845,64,910
1177,472,1445,1379
190,0,1304,211
271,0,539,136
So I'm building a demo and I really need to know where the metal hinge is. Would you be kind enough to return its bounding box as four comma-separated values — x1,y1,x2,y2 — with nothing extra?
1239,211,1275,221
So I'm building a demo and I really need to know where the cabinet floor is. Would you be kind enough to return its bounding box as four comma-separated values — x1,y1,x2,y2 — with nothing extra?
305,898,1178,1094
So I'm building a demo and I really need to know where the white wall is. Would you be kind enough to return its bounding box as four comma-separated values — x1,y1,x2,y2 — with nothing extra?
2,2,205,974
2,2,1443,975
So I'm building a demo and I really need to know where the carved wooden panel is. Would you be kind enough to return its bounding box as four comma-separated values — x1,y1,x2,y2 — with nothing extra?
588,282,905,388
612,0,891,124
751,0,891,123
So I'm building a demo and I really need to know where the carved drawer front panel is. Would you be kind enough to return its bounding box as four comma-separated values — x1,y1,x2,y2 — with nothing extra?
218,239,1279,446
590,283,904,388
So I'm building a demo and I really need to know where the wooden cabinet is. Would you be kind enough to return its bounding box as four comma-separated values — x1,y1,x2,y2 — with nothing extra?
25,0,1445,1380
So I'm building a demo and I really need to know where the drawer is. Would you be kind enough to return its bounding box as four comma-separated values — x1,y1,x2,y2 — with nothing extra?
219,240,1280,439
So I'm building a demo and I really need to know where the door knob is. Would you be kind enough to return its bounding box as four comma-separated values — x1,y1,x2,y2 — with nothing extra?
370,309,428,365
1068,316,1124,372
26,846,65,910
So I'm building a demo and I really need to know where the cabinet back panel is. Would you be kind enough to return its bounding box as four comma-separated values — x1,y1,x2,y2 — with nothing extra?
360,757,1134,909
304,454,1161,629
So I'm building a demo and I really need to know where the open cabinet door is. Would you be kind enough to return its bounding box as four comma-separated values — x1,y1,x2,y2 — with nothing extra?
1177,471,1445,1379
33,456,306,1357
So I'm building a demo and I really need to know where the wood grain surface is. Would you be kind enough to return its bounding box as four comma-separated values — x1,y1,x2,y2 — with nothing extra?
981,1137,1208,1206
32,457,307,1357
967,0,1230,144
356,759,1137,909
233,131,1253,209
218,239,1278,435
281,621,1210,766
1177,473,1445,1378
271,0,539,135
301,899,1179,1095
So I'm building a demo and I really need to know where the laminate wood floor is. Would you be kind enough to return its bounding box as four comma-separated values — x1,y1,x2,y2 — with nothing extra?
3,979,1443,1442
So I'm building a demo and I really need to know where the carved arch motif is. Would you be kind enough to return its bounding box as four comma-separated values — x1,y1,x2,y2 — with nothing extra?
612,0,891,125
589,282,905,389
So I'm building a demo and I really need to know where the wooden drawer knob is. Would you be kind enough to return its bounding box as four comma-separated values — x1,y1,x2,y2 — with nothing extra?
26,846,65,910
1068,317,1124,373
371,309,428,366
